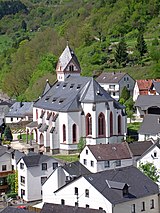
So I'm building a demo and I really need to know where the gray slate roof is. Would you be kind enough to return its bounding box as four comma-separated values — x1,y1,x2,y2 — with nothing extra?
153,81,160,94
57,45,81,72
84,166,159,205
1,207,35,213
96,72,126,83
138,114,160,134
20,153,57,167
34,76,124,112
128,140,153,157
87,143,132,161
134,95,160,110
0,145,14,157
6,102,33,118
41,203,104,213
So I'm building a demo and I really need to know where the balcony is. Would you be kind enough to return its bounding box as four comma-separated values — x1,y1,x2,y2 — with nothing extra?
0,170,14,177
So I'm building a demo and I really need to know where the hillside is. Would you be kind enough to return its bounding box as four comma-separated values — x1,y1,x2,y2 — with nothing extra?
0,0,159,101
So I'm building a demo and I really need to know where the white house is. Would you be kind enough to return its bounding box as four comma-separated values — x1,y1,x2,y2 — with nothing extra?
17,152,59,202
27,45,127,154
79,143,133,173
42,161,90,204
96,72,135,101
136,141,160,182
5,102,33,124
51,166,159,213
138,114,160,141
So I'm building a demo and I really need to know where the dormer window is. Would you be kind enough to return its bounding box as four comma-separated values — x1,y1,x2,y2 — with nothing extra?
52,98,57,103
69,65,74,72
77,84,81,90
45,96,50,102
59,99,65,104
123,184,129,197
70,84,74,89
63,83,67,88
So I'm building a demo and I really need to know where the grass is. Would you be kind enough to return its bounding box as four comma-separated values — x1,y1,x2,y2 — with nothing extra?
53,154,79,162
17,133,33,142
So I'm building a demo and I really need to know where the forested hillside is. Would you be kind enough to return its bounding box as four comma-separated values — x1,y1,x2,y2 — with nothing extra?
0,0,159,101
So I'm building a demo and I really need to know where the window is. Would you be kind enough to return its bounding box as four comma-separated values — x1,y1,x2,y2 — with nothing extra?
41,176,47,185
118,115,122,135
98,113,105,137
141,202,145,211
12,153,14,159
127,84,130,89
20,163,24,169
21,189,25,196
86,113,92,136
86,204,89,208
109,85,115,90
75,202,78,207
63,124,66,142
75,187,78,195
86,149,88,155
61,199,65,205
90,161,94,167
113,92,115,96
72,124,77,143
154,151,157,158
104,161,110,168
85,189,89,197
150,199,154,209
99,207,103,210
2,165,6,171
131,204,135,213
42,163,47,170
110,112,113,136
11,117,13,122
36,109,38,120
124,77,126,81
20,176,25,184
69,65,74,72
53,162,58,170
83,159,87,165
115,160,121,167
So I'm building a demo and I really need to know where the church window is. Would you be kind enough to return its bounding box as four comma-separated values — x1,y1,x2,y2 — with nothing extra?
69,65,74,72
110,112,113,136
36,109,38,120
63,124,66,142
118,115,122,135
86,113,92,136
72,124,77,143
98,113,105,137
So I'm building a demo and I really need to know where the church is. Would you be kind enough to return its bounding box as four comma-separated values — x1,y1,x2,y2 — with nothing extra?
27,45,127,154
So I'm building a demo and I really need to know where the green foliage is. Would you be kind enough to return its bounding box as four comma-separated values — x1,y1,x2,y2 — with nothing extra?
17,133,33,142
4,126,13,142
136,32,147,58
120,86,130,102
139,162,159,183
54,155,79,163
114,39,128,66
7,192,18,199
77,137,86,153
7,173,16,193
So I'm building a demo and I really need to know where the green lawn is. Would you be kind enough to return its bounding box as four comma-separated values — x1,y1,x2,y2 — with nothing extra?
53,154,79,163
17,133,33,142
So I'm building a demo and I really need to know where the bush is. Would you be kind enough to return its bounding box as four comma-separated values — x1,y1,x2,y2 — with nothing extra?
7,192,18,199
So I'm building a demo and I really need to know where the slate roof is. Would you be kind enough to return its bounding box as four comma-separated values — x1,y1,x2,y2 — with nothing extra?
20,153,57,168
96,72,126,83
84,166,159,205
134,95,160,110
34,76,124,112
87,143,132,161
41,203,104,213
128,140,153,157
1,207,35,213
0,145,14,157
138,114,160,135
62,161,91,176
6,102,33,118
42,80,51,96
153,81,160,94
57,45,81,72
26,121,38,128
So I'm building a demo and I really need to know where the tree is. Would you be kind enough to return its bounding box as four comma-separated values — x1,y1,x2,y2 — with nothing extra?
114,39,128,66
139,162,159,183
7,173,16,193
21,20,27,32
136,32,147,59
77,137,86,153
120,86,130,102
4,126,13,141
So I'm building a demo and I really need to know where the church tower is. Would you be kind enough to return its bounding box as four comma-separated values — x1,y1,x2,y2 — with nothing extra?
56,45,81,81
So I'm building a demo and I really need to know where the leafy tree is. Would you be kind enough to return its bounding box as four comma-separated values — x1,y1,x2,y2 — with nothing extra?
4,126,13,142
150,46,160,63
114,39,128,66
125,97,135,123
139,162,159,183
136,32,147,59
77,137,86,153
7,173,16,193
120,86,130,102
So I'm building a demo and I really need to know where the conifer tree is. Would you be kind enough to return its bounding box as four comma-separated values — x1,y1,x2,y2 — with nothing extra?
136,32,147,59
4,126,13,142
114,39,128,66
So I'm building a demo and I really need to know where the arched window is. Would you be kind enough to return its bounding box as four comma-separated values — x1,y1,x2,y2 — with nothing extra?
63,124,66,142
69,65,74,72
72,124,77,143
110,112,113,136
86,113,92,136
98,113,105,137
118,115,121,135
36,109,38,120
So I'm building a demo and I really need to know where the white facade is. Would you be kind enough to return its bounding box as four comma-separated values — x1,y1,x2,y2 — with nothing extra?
80,146,133,173
133,81,139,102
138,133,159,141
17,156,58,202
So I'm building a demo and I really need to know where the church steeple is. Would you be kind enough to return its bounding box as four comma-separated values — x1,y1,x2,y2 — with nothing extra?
56,45,81,81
